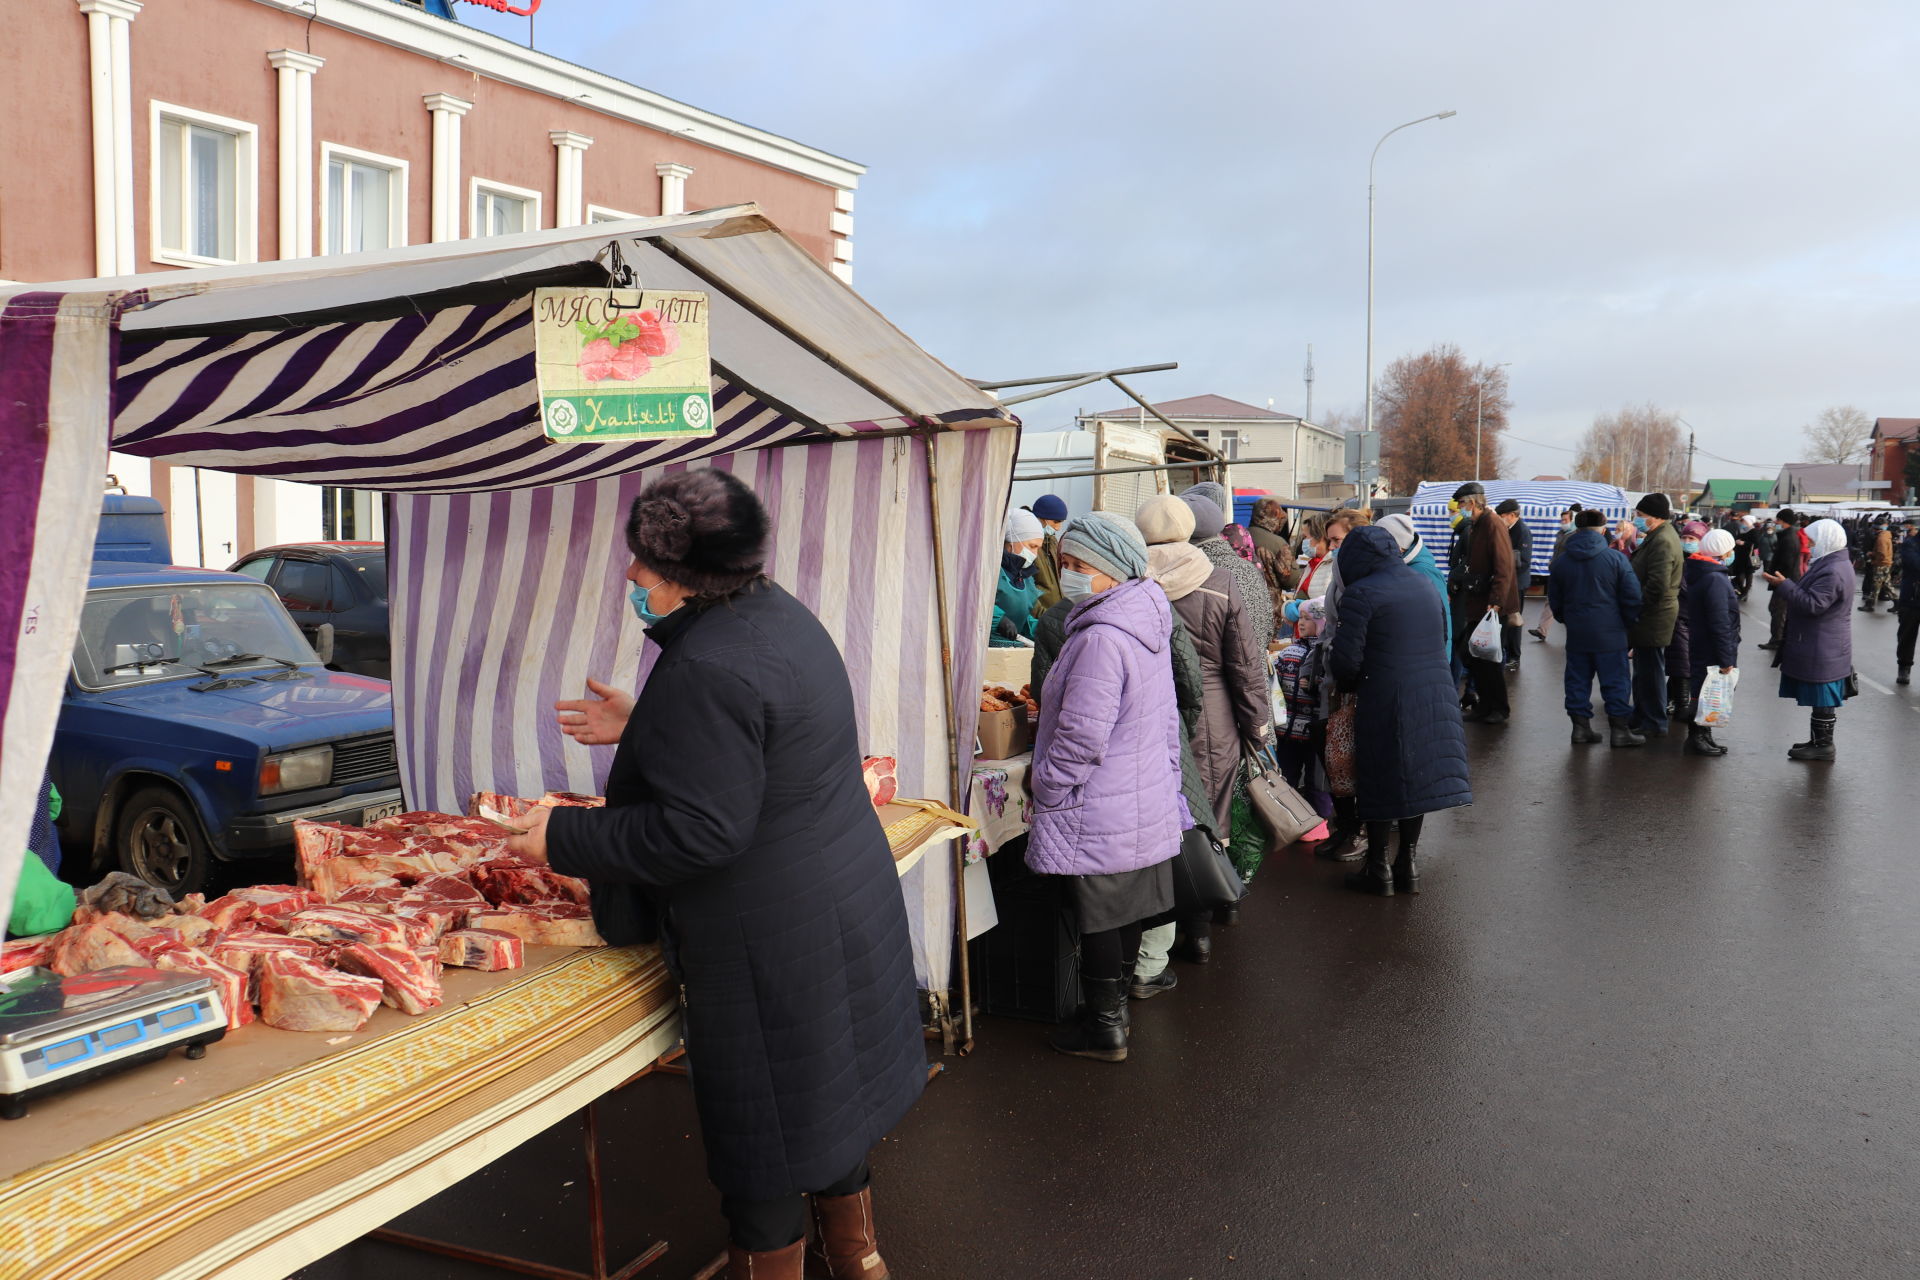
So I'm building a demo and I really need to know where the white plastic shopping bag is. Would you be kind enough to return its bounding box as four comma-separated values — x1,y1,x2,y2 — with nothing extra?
1468,609,1503,663
1697,667,1739,726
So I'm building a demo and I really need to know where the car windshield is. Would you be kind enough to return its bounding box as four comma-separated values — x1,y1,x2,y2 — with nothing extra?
346,553,387,600
73,583,319,688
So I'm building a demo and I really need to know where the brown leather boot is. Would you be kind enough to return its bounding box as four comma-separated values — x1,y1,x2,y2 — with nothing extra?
807,1186,889,1279
727,1238,805,1278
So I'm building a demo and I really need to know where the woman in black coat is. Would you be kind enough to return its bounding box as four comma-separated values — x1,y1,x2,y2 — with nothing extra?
1328,525,1472,896
508,469,923,1280
1680,529,1741,757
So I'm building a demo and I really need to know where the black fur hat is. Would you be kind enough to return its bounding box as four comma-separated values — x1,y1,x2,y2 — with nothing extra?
626,469,768,596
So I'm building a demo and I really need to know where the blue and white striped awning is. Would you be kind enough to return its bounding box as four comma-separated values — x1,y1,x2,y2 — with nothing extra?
1410,480,1631,577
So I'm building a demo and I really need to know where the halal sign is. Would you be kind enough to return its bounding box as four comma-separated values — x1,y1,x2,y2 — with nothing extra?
455,0,542,15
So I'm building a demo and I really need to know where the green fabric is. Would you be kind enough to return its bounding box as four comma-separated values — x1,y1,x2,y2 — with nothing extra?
1030,533,1064,616
8,854,76,939
990,567,1041,646
48,784,61,823
1629,522,1684,648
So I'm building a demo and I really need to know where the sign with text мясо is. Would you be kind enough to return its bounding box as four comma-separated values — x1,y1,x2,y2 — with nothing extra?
533,288,714,444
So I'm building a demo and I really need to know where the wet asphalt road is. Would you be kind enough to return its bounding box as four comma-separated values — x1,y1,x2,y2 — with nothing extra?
298,587,1919,1280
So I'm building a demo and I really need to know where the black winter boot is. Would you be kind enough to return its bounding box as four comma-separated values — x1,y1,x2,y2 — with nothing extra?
1608,715,1647,748
1317,797,1363,861
1899,666,1912,686
1684,723,1728,756
1391,839,1420,895
1048,978,1128,1062
1788,710,1837,762
1570,715,1602,745
1345,826,1394,897
1116,962,1134,1036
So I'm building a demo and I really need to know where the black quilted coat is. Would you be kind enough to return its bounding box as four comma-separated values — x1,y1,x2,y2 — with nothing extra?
546,581,924,1199
1329,527,1473,822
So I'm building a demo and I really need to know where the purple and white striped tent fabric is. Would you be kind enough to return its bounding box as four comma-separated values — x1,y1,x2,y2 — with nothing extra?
0,211,1017,996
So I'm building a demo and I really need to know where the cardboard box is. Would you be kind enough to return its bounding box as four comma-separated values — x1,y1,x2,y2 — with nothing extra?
975,706,1031,761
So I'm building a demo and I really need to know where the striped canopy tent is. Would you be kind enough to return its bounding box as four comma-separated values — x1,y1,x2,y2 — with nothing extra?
0,208,1017,1023
1410,480,1631,578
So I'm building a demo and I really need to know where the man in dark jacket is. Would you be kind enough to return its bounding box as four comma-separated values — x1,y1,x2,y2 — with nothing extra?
1496,498,1533,670
1548,510,1645,747
1627,493,1684,737
1448,483,1521,723
1734,513,1767,600
1897,522,1920,685
1762,509,1804,649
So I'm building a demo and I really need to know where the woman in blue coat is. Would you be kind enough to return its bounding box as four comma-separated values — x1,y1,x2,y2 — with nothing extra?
1680,529,1741,757
1763,517,1855,761
1328,525,1472,896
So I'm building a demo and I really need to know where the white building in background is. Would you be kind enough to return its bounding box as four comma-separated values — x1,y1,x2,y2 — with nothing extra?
1075,395,1347,504
11,0,863,566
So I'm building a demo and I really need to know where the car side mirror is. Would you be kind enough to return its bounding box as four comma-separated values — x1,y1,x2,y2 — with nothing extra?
313,623,335,666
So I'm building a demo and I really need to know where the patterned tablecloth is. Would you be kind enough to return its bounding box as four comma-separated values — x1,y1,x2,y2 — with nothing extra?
968,753,1033,861
0,946,680,1280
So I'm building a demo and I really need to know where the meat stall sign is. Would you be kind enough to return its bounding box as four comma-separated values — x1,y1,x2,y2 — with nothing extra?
455,0,542,15
533,289,714,444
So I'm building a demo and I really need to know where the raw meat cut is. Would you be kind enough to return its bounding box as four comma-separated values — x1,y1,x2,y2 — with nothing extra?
862,756,898,808
156,948,254,1029
150,913,218,948
284,907,412,949
211,935,325,1001
437,928,525,971
2,937,56,973
197,895,260,934
470,859,591,909
539,792,602,809
49,923,147,975
229,885,324,919
468,905,605,948
334,942,443,1015
69,908,161,941
332,881,407,911
258,952,383,1032
394,874,488,939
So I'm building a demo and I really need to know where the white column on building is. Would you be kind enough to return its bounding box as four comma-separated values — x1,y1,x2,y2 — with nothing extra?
78,0,141,276
830,187,855,284
268,50,324,258
425,92,473,241
655,162,693,217
549,131,593,228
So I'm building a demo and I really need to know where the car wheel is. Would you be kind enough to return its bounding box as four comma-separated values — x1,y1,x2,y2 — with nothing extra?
115,785,210,898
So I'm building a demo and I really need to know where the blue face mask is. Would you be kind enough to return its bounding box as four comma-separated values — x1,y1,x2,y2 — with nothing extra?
1058,569,1095,601
629,582,671,626
1722,552,1737,566
1633,517,1649,534
1681,539,1699,553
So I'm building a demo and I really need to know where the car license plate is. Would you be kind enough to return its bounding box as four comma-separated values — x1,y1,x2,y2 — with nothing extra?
362,801,405,824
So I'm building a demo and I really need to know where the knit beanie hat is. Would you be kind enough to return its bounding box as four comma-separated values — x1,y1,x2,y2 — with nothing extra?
626,469,768,596
1004,508,1044,544
1134,494,1196,546
1700,529,1735,558
1058,512,1149,583
1181,493,1226,542
1031,494,1069,523
1184,481,1229,512
1635,492,1672,520
1377,513,1422,560
1679,520,1710,541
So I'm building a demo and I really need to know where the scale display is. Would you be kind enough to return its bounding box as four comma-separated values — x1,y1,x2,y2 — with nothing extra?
0,966,227,1118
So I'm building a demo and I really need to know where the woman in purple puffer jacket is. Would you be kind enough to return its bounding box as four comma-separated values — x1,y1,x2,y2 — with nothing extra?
1026,512,1185,1064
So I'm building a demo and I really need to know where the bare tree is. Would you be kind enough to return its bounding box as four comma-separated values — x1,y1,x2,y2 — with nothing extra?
1801,405,1872,465
1375,344,1510,493
1571,404,1687,493
1315,406,1364,434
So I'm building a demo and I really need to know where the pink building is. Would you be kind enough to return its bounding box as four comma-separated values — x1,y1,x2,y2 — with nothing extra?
4,0,863,561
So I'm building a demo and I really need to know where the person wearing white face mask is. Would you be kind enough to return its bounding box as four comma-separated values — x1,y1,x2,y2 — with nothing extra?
992,508,1046,646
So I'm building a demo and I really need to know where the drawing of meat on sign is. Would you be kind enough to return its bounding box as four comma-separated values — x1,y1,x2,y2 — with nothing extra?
533,287,713,445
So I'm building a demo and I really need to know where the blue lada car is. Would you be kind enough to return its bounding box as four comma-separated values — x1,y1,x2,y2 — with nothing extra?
50,562,404,896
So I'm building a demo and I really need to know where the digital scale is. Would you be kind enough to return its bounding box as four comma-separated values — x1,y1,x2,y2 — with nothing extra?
0,966,227,1119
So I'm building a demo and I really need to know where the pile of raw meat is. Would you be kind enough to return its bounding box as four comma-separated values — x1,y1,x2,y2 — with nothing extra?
0,791,606,1035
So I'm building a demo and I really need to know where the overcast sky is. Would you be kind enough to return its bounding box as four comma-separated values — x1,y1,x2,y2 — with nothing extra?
459,0,1920,482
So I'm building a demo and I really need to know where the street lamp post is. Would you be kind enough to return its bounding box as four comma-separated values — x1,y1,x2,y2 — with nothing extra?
1474,361,1510,482
1364,109,1458,487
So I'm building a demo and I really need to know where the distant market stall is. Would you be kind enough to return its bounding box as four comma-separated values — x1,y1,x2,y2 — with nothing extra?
1411,479,1631,578
0,208,1011,1269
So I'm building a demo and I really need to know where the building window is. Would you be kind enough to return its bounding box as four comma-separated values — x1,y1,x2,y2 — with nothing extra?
152,104,258,267
1215,430,1241,461
471,178,541,238
323,146,408,255
588,205,641,223
321,487,357,541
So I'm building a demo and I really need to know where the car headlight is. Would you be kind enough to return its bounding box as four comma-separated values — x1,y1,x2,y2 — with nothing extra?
261,746,333,796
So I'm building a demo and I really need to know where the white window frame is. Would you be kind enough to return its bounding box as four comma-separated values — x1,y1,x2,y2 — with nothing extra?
469,177,542,238
587,203,642,224
319,143,410,256
149,102,259,268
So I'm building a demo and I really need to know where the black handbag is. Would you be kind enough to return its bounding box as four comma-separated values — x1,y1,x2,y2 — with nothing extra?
1169,824,1244,913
